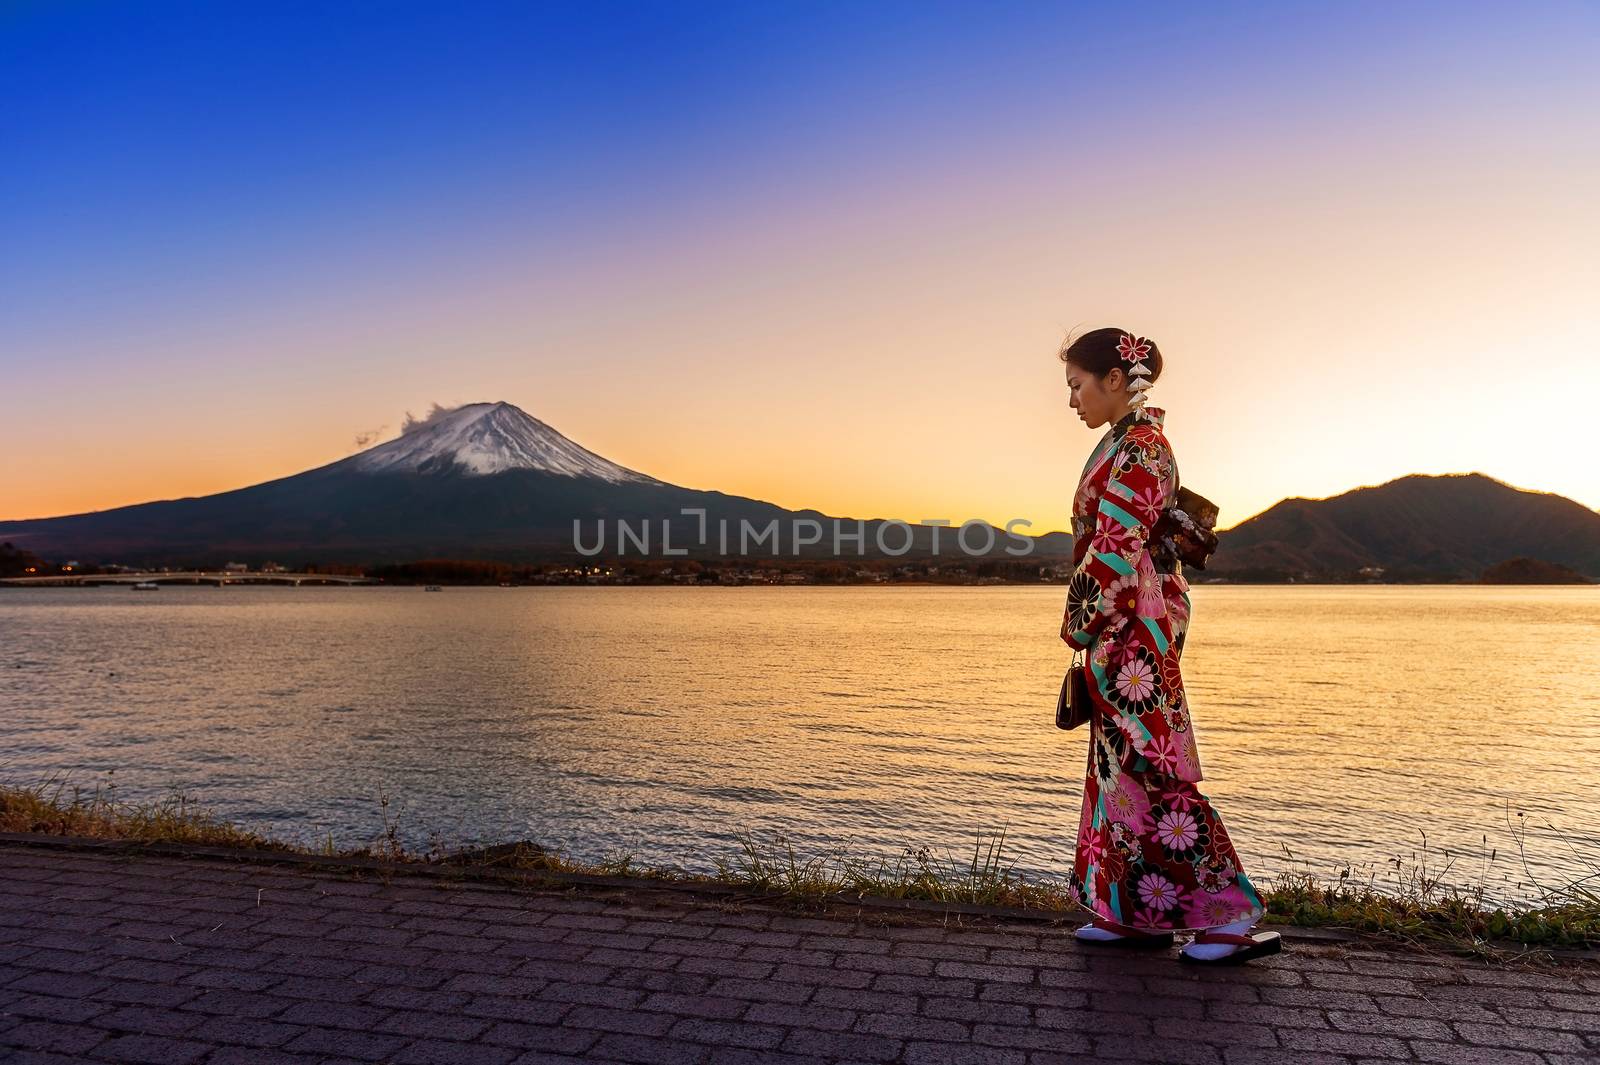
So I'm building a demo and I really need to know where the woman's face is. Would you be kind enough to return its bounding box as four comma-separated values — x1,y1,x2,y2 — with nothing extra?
1065,362,1129,429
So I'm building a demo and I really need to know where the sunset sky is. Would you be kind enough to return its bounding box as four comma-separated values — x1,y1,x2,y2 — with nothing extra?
2,2,1596,533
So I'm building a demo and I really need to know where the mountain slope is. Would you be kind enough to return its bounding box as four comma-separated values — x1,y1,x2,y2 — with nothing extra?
1213,473,1600,579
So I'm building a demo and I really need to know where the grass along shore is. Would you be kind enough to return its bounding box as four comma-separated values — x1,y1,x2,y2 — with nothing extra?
2,770,1595,962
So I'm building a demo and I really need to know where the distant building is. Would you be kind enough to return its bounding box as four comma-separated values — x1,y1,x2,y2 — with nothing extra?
223,562,250,573
261,561,288,573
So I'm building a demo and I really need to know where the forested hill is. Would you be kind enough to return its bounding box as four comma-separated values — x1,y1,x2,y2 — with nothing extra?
1212,473,1600,582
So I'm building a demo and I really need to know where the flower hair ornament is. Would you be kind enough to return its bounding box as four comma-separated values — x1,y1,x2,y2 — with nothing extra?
1116,332,1155,411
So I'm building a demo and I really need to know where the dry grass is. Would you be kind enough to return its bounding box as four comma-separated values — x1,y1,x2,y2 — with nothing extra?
2,770,1594,958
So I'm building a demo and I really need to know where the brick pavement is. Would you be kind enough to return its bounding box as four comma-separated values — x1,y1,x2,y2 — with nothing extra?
1,838,1596,1065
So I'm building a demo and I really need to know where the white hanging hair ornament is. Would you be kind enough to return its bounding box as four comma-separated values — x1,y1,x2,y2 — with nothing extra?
1117,332,1155,412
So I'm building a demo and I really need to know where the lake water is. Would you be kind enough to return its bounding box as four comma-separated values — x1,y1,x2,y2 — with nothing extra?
2,585,1596,906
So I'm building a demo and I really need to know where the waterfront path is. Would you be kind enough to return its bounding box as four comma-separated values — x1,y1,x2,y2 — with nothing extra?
1,836,1596,1065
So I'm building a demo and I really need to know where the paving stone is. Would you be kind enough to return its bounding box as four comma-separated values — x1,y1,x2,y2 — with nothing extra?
81,1032,213,1063
274,999,393,1030
1327,1008,1453,1040
14,948,115,975
1497,1006,1600,1033
892,942,990,963
732,945,837,968
978,984,1086,1009
1275,1026,1410,1058
198,1048,315,1065
670,1017,790,1050
1034,1007,1153,1036
805,987,913,1015
90,979,205,1008
903,1042,1029,1064
589,1031,717,1063
706,976,815,1004
480,1019,601,1052
89,1004,207,1036
1091,991,1203,1019
923,996,1030,1026
745,1000,859,1031
1541,990,1600,1011
176,988,294,1018
1,1019,111,1054
967,1022,1078,1052
279,1025,411,1059
1406,1040,1547,1065
1205,1001,1330,1030
1152,1018,1278,1048
854,1012,969,1042
638,991,751,1020
773,962,875,989
682,955,773,978
780,1027,905,1062
1452,1020,1589,1052
179,1014,305,1045
931,961,1035,984
1,992,116,1023
1220,1050,1349,1065
562,1002,679,1036
1093,1034,1221,1064
704,1042,825,1061
392,1037,521,1064
374,1007,492,1040
533,979,642,1008
4,970,114,999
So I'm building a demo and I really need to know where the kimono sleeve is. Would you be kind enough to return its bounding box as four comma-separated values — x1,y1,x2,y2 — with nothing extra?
1063,430,1167,650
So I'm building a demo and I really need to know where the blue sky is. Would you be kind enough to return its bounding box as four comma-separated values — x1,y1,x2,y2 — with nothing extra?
3,1,1596,525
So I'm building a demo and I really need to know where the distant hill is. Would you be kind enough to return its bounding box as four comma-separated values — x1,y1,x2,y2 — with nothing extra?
1212,473,1600,581
1480,557,1593,585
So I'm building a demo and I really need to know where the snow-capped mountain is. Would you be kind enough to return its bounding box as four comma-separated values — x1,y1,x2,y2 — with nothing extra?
345,402,662,484
0,399,1073,566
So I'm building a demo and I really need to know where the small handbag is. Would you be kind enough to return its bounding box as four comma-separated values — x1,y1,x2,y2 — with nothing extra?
1055,650,1093,730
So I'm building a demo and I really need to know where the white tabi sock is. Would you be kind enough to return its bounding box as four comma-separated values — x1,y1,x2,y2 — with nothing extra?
1074,923,1127,941
1180,915,1256,960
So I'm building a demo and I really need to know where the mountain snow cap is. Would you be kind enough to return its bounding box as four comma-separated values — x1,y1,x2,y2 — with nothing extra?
350,401,660,483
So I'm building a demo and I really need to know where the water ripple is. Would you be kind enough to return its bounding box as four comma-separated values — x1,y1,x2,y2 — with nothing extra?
0,583,1594,903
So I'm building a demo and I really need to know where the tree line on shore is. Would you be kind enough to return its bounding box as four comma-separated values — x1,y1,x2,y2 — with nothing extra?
0,543,1060,586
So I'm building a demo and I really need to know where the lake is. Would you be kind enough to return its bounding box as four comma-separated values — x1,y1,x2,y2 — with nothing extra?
2,584,1596,905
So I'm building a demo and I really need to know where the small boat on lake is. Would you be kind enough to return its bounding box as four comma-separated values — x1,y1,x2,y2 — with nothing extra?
132,581,159,590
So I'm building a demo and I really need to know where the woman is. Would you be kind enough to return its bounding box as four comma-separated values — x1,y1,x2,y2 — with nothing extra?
1057,327,1279,965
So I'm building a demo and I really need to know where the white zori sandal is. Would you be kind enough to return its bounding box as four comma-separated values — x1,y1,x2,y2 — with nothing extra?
1178,928,1283,965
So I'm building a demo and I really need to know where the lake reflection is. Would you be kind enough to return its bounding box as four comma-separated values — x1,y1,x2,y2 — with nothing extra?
2,584,1596,903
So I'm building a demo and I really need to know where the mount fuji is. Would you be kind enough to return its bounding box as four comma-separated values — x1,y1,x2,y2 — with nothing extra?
345,401,663,483
0,401,1069,566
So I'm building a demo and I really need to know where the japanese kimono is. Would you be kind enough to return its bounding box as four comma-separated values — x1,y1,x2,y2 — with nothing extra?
1062,405,1266,930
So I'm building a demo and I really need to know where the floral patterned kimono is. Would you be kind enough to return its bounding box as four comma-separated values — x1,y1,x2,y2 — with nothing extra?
1062,405,1265,931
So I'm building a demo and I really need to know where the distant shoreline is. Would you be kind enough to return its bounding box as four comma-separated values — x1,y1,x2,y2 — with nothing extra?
4,576,1595,589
